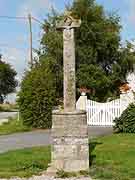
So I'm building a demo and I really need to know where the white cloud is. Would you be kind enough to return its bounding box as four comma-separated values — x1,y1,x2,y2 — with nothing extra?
2,48,28,103
3,47,28,80
18,0,55,17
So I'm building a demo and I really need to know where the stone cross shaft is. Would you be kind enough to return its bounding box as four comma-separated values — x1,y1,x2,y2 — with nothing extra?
63,28,75,111
57,13,81,112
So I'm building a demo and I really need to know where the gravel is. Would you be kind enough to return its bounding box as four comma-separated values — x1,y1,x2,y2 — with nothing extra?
0,175,91,180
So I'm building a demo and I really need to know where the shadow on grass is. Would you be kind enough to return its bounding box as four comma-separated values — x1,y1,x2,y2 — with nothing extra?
89,141,102,167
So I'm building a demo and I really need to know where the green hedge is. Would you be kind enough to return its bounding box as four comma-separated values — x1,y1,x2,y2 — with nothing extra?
18,58,57,129
114,103,135,133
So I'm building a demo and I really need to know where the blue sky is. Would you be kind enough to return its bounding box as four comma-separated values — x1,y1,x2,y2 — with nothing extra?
97,0,135,42
0,0,135,80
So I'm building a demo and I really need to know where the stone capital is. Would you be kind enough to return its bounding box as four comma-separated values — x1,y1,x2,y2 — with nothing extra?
56,11,81,30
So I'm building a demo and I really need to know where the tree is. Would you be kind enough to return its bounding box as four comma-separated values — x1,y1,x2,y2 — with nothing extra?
18,0,135,128
40,0,135,101
18,56,57,128
0,55,17,103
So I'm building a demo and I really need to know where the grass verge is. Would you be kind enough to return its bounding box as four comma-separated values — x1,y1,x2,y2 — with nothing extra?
0,146,51,178
0,134,135,179
0,117,31,135
0,104,18,112
90,134,135,180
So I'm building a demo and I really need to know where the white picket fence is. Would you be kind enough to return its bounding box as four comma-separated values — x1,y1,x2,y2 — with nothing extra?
76,92,134,126
86,99,122,126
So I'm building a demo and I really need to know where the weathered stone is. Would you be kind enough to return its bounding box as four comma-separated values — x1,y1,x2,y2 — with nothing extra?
52,158,89,172
52,110,87,126
64,159,89,172
52,110,88,137
56,12,81,112
52,126,65,137
52,126,88,137
52,160,64,170
51,111,89,172
48,12,89,173
52,143,89,160
63,28,76,111
53,137,88,145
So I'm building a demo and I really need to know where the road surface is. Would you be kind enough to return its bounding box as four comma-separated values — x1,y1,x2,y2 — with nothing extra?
0,126,113,154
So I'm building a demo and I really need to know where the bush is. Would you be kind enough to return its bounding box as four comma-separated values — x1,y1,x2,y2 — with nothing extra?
113,103,135,133
18,57,57,129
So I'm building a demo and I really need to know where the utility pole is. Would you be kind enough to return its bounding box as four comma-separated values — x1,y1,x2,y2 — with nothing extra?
28,13,33,67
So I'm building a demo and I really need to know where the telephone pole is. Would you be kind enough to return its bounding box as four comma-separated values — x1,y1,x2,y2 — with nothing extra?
28,13,33,67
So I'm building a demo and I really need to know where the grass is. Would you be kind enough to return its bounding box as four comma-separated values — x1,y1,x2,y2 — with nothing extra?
0,134,135,179
0,117,31,135
90,134,135,180
0,146,51,178
0,104,18,112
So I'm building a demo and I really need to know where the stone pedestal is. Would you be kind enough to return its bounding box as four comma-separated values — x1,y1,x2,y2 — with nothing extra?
50,110,89,172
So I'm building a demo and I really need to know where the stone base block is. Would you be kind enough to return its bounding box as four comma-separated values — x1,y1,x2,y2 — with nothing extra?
52,159,89,172
52,139,89,160
50,110,89,172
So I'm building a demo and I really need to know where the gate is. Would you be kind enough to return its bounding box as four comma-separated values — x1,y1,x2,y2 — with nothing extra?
86,99,122,126
76,92,134,126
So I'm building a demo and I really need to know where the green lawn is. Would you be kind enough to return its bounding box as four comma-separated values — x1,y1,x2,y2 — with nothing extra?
0,146,51,178
0,117,31,135
0,134,135,179
90,134,135,180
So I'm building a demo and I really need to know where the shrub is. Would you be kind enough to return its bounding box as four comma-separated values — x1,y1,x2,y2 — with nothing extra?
113,103,135,133
18,57,57,129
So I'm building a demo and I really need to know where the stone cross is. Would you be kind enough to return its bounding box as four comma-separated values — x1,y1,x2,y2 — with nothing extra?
49,13,89,173
57,12,81,112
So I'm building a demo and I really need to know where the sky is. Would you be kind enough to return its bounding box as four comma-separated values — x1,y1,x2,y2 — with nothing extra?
0,0,135,83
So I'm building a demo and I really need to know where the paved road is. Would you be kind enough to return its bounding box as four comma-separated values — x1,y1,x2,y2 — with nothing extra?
0,126,113,154
0,130,51,153
88,126,113,138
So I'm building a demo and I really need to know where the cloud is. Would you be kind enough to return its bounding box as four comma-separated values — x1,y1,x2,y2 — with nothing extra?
2,47,29,103
18,0,55,17
3,47,28,80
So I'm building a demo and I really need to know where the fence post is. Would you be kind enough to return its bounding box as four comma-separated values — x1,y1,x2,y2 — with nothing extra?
120,91,135,112
76,93,87,111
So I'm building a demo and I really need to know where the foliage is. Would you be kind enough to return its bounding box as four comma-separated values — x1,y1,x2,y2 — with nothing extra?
90,134,135,180
77,64,112,100
113,103,135,133
40,0,135,102
18,57,57,128
0,116,31,136
0,146,50,178
18,0,135,128
0,55,17,103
